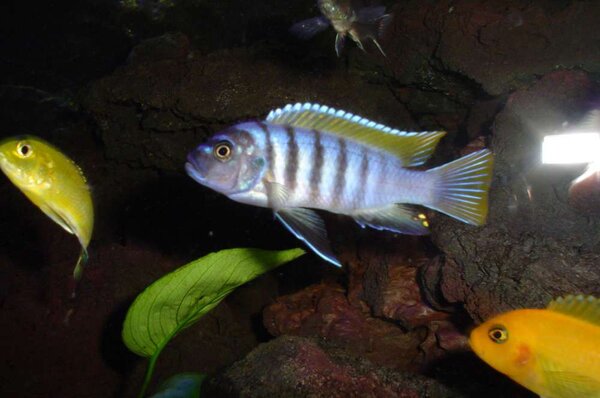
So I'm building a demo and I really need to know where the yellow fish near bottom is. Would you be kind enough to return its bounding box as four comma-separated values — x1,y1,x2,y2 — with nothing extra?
0,135,93,280
470,295,600,398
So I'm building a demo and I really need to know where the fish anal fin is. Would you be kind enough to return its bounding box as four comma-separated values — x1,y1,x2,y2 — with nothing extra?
547,295,600,326
276,208,340,267
265,103,446,166
351,204,430,235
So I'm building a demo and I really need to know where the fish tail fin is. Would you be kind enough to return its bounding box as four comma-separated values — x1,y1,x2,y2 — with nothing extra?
426,149,494,225
357,6,387,25
73,247,89,281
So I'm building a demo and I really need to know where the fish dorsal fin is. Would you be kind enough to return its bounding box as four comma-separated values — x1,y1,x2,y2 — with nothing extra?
547,295,600,326
266,103,446,167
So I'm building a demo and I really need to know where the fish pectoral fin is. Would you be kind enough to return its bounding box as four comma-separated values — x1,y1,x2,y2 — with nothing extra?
543,370,600,398
276,208,341,267
265,181,290,210
351,204,430,235
40,204,75,235
372,38,387,57
335,33,346,57
353,35,366,52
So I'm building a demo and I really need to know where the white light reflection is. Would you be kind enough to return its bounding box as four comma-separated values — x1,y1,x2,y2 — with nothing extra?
572,161,600,185
542,132,600,164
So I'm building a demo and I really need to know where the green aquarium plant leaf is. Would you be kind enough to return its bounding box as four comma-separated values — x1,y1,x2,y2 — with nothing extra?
122,247,304,397
149,373,206,398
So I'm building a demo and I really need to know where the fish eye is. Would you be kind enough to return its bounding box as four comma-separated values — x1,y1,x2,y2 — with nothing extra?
16,142,33,158
488,325,508,344
213,141,233,161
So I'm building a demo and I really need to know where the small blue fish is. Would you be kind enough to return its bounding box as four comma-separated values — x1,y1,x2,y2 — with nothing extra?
186,103,494,266
290,0,392,57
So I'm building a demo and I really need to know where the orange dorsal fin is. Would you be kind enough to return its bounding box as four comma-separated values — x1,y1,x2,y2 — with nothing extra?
547,295,600,326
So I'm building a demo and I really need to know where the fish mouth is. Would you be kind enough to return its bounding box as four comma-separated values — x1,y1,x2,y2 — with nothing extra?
185,161,205,184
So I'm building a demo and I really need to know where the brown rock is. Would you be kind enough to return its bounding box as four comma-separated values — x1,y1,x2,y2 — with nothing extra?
204,336,464,398
428,70,600,321
264,282,425,371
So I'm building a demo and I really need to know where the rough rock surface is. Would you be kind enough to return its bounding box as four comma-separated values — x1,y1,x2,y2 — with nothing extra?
263,282,427,371
204,335,462,398
429,70,600,321
3,0,600,397
386,0,600,96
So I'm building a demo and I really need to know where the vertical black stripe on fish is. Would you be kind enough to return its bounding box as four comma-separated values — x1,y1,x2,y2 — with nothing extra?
356,145,369,207
256,121,274,178
285,127,299,193
333,137,348,206
310,130,324,203
256,121,275,207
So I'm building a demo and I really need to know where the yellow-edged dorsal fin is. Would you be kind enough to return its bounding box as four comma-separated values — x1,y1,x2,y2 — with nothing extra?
547,295,600,326
266,103,446,167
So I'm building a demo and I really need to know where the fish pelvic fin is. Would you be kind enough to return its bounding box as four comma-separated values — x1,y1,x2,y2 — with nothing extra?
547,295,600,327
266,103,446,166
372,38,386,57
335,33,346,57
73,247,89,281
351,204,430,235
276,208,341,267
351,8,392,56
427,149,494,226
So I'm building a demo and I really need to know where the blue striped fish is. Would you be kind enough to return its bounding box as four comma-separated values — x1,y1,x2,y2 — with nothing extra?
185,103,494,266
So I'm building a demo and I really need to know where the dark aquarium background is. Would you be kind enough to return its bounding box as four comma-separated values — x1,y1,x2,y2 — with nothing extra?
0,0,599,397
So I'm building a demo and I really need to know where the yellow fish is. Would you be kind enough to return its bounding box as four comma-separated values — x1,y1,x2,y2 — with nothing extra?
0,135,93,280
469,295,600,398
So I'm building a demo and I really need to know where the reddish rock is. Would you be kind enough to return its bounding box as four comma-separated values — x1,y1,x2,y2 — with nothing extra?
419,321,470,367
264,282,425,371
568,166,600,216
205,336,463,398
384,0,600,96
363,264,450,329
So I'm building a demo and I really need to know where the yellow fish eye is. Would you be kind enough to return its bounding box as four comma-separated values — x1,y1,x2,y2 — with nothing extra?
213,141,233,161
16,142,33,158
488,325,509,344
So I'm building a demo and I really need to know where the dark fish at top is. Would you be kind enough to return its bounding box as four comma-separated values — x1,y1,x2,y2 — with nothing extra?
290,0,392,57
186,103,494,267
